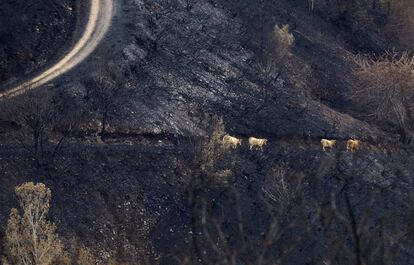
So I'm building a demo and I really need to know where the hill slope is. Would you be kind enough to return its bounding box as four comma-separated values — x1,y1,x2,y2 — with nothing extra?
1,0,414,264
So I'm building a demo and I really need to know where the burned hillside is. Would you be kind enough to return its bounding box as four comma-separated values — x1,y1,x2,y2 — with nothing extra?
1,0,414,264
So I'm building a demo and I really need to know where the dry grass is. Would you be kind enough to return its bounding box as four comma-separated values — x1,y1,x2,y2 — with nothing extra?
351,51,414,142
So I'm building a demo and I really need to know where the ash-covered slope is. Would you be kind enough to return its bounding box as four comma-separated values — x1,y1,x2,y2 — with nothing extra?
92,0,386,141
0,0,76,85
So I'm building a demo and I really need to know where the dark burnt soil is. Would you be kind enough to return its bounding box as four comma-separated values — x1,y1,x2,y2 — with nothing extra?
0,0,77,85
0,136,412,263
66,0,392,141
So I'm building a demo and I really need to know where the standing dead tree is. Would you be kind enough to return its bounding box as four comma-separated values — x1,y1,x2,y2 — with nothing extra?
316,184,403,265
85,58,130,138
310,157,408,265
0,88,82,172
307,0,315,12
182,186,311,265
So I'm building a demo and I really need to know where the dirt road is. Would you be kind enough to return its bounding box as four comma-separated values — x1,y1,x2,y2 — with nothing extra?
0,0,113,99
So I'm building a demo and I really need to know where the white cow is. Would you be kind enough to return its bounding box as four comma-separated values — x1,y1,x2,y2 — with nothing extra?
222,135,242,149
249,137,268,150
320,139,336,151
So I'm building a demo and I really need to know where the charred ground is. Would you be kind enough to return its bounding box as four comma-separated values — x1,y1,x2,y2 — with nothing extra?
0,0,76,85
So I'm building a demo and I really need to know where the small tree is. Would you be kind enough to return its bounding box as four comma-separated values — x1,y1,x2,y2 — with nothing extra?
258,24,295,82
199,116,227,174
351,52,414,143
85,59,129,137
3,182,63,265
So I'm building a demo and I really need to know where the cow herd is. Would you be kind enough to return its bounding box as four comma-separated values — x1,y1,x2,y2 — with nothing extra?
321,138,361,153
222,134,361,153
222,135,268,150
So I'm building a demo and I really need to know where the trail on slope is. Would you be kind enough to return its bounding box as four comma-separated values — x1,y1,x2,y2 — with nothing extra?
0,0,113,99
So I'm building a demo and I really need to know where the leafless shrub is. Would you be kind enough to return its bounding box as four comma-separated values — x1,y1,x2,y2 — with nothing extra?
262,163,305,208
350,52,414,143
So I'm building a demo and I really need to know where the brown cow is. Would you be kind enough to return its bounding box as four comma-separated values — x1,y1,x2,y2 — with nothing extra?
347,139,361,153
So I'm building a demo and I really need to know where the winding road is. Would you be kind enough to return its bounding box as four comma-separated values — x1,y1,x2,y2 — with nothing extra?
0,0,114,99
